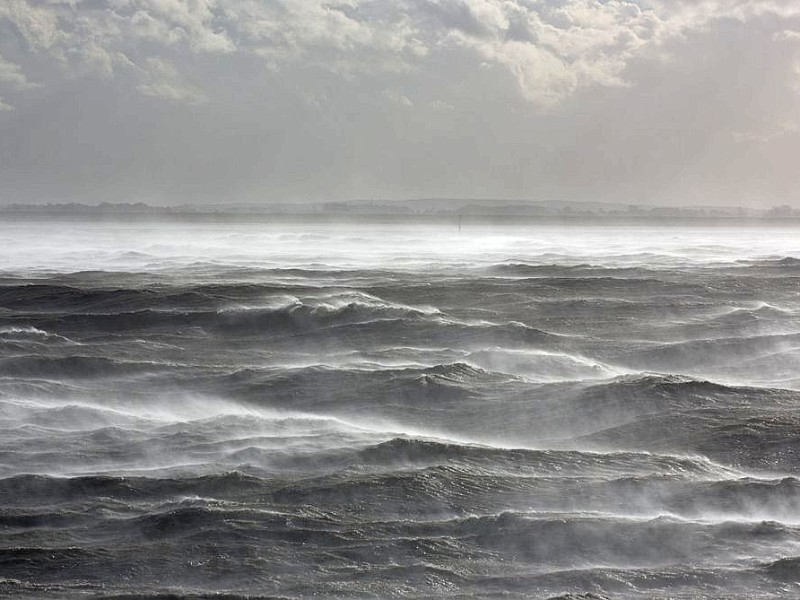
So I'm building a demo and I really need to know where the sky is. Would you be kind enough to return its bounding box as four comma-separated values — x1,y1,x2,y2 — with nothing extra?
1,0,799,207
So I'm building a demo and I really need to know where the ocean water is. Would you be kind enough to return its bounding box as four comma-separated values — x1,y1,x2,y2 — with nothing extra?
1,220,800,599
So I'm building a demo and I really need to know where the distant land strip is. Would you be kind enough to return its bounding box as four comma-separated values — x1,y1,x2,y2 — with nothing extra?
1,200,799,223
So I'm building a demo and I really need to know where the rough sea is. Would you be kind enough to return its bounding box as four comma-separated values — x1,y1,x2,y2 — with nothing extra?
1,220,800,599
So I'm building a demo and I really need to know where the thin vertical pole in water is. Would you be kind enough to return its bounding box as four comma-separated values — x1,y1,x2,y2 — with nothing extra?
458,214,462,233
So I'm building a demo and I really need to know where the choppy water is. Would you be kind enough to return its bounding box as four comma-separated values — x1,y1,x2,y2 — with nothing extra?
2,221,800,599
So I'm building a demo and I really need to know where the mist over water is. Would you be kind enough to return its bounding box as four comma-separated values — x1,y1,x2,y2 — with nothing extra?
2,220,800,599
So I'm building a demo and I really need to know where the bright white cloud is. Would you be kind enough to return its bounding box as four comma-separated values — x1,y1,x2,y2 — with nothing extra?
431,0,800,106
437,0,661,106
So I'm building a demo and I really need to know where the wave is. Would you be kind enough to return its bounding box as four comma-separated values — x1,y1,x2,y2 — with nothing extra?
6,365,797,472
465,347,619,381
488,262,648,276
0,453,768,517
0,472,266,505
0,355,177,379
0,292,452,340
662,303,797,337
9,469,799,530
545,595,612,600
760,556,800,581
0,546,106,569
352,437,729,474
0,282,437,314
0,326,76,344
185,370,800,452
216,291,441,329
97,595,272,600
742,256,800,269
419,511,775,566
239,362,495,413
578,373,789,406
0,284,154,313
579,408,800,474
483,274,706,297
615,332,800,372
475,373,800,439
1,468,799,596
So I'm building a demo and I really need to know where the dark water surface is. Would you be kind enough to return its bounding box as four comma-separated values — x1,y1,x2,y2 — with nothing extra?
2,221,800,599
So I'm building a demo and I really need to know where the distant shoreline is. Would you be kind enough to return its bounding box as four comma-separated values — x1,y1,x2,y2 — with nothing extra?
2,200,799,225
2,212,799,227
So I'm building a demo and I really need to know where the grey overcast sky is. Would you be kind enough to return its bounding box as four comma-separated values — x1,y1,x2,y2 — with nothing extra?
1,0,799,206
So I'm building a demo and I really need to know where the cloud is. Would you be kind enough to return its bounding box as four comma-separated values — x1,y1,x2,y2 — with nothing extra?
131,0,236,54
383,89,414,107
430,0,660,106
2,0,800,109
2,0,800,206
423,0,800,107
135,57,206,104
732,120,799,143
774,29,800,42
0,53,37,110
0,54,34,89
